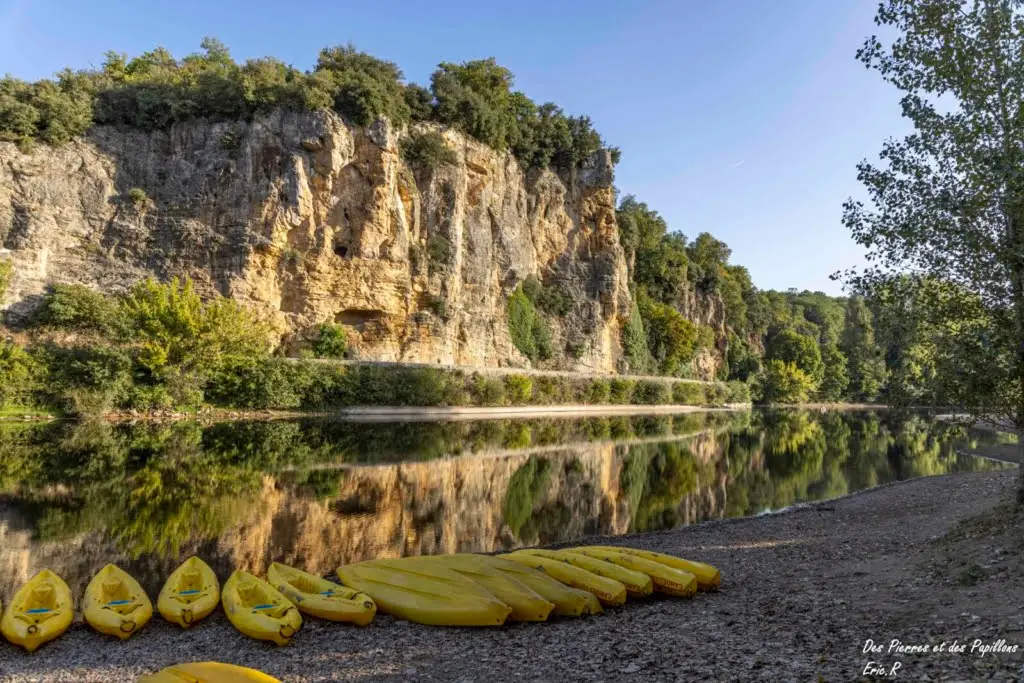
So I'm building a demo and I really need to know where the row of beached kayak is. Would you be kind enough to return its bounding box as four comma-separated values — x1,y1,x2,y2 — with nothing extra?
0,560,373,652
1,546,720,654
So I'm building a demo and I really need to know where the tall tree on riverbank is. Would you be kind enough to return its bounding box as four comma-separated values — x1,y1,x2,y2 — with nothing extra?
842,0,1024,501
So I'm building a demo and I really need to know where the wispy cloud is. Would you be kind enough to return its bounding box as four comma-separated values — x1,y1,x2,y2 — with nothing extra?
732,160,745,168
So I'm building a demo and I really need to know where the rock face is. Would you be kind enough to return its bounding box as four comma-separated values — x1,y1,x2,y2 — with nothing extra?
0,111,632,371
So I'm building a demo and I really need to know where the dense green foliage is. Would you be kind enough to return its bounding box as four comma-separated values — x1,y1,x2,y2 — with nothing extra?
840,0,1024,502
507,282,553,363
637,291,702,375
1,277,269,414
0,40,615,173
615,197,720,377
613,184,896,405
756,360,815,404
312,323,348,359
401,131,456,168
0,277,733,415
859,0,1024,496
0,259,11,301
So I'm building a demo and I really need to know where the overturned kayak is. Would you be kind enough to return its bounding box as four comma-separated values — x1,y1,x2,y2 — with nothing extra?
336,559,511,626
580,546,721,590
409,555,554,622
158,556,220,628
268,562,376,626
503,552,627,606
573,547,697,597
139,661,281,682
520,549,653,599
83,564,153,639
471,555,602,617
1,569,74,652
222,571,302,646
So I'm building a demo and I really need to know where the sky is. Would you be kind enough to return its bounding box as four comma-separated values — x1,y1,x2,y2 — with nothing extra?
0,0,910,295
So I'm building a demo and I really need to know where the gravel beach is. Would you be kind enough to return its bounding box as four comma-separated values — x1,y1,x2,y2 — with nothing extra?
2,468,1022,682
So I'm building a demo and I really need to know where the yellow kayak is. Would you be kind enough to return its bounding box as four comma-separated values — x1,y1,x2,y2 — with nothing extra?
139,662,281,682
222,571,302,646
408,555,554,622
82,564,153,639
580,546,721,590
521,549,653,598
268,562,375,626
503,552,627,606
158,556,220,628
1,569,74,652
336,559,511,626
481,555,603,617
572,547,697,597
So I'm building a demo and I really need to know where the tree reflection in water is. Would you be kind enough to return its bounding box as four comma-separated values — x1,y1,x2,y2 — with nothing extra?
0,410,1011,578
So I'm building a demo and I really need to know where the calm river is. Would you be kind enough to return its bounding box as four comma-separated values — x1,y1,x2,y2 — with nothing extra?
0,409,1011,597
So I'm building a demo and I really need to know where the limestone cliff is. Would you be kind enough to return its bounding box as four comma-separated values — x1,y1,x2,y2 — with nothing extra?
0,111,632,371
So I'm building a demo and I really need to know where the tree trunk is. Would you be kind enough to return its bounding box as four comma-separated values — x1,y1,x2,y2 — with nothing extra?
1012,212,1024,506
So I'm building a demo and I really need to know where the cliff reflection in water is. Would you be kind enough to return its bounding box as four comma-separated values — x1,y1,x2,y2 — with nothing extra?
0,410,1011,597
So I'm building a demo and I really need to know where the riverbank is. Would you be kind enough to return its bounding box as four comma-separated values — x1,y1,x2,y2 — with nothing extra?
108,402,750,424
3,401,907,425
2,468,1021,682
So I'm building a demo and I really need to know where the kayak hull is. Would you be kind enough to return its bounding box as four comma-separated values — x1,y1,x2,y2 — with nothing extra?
222,571,302,646
580,546,721,590
408,555,554,622
83,564,153,640
336,559,510,627
268,562,375,626
158,556,220,629
139,661,281,682
469,555,603,617
1,569,74,652
521,549,653,598
503,552,627,606
573,548,697,597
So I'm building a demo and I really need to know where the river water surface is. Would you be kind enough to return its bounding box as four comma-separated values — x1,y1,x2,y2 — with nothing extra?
0,409,1012,598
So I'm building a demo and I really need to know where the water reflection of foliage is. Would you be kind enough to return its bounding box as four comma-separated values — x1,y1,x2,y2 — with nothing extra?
620,441,716,532
4,410,1004,561
21,421,263,559
501,455,595,546
2,412,738,558
719,411,1008,517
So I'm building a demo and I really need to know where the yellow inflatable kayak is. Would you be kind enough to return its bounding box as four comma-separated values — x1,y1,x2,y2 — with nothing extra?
580,546,721,590
503,552,627,606
158,556,220,628
469,555,602,617
1,569,74,652
222,571,302,646
521,549,653,598
336,559,511,626
408,555,553,622
83,564,153,639
139,662,281,682
268,562,376,626
573,547,697,597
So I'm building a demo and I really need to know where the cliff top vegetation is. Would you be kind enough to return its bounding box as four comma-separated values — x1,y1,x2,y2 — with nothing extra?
0,38,617,171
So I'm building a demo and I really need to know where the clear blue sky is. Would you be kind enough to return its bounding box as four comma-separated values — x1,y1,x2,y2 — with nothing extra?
0,0,908,294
